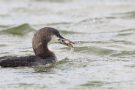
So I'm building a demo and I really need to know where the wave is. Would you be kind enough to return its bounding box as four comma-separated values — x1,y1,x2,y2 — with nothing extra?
0,23,35,36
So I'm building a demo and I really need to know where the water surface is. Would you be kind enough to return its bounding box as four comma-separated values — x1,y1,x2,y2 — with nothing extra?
0,0,135,90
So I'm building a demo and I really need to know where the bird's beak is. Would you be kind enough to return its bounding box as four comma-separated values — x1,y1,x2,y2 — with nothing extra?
58,38,75,47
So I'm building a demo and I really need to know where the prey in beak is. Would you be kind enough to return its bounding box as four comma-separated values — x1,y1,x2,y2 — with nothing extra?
58,38,75,47
50,35,75,47
50,30,75,47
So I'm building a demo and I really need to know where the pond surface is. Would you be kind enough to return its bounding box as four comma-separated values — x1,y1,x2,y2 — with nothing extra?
0,0,135,90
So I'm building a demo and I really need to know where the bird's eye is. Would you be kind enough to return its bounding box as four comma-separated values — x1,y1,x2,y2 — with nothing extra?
58,39,63,41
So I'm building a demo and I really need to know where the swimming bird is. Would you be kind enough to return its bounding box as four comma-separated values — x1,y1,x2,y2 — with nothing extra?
0,27,74,67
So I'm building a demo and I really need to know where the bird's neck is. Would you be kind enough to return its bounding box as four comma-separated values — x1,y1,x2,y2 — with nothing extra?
37,44,56,59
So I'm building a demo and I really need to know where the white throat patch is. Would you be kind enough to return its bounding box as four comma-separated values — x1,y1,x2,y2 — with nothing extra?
49,35,59,44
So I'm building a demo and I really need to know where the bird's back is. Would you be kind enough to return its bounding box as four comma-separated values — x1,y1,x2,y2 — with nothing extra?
0,56,36,67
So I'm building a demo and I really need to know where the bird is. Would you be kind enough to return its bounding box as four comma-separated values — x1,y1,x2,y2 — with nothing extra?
0,27,74,67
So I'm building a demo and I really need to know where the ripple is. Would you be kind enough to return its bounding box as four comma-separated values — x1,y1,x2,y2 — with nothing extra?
111,51,135,57
0,23,35,35
73,46,115,56
116,11,135,19
80,81,109,88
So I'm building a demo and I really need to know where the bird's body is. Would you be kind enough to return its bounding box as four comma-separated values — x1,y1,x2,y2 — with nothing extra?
0,55,56,67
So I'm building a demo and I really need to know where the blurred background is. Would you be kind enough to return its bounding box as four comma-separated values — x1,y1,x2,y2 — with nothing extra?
0,0,135,90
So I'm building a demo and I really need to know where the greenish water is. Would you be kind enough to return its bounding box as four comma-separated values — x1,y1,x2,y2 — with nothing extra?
0,0,135,90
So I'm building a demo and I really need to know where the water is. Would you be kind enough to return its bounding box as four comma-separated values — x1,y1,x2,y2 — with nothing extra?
0,0,135,90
